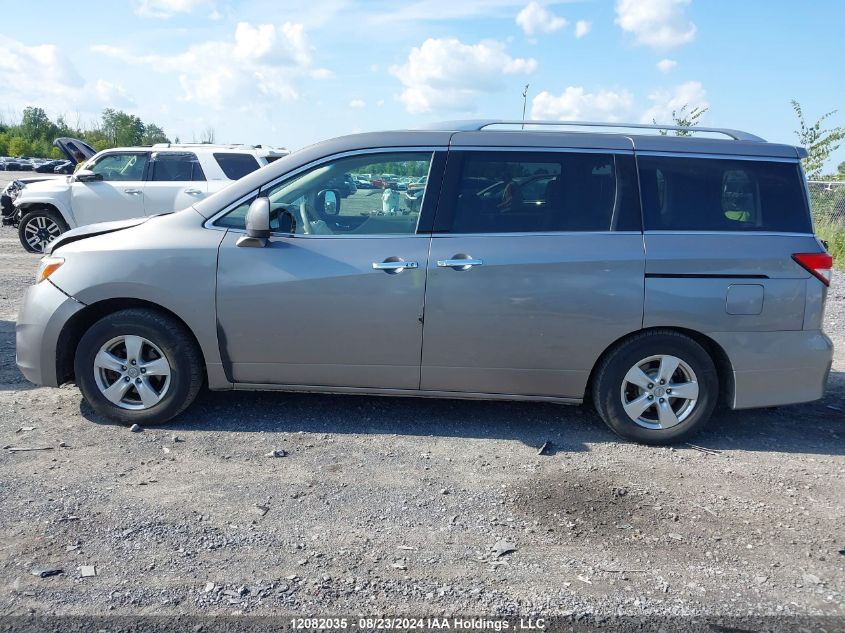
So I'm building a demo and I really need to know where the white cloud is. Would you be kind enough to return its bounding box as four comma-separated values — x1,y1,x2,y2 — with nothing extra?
615,0,696,49
391,37,536,114
134,0,214,18
656,58,677,73
94,80,135,107
93,21,330,110
641,80,707,123
349,99,365,109
516,2,567,36
531,87,634,122
0,36,135,115
0,37,83,107
375,0,563,24
574,20,591,38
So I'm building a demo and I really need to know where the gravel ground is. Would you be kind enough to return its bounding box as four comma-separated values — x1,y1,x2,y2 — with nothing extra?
0,222,842,622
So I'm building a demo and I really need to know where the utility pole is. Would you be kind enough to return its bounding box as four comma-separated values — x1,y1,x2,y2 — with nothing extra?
522,84,530,129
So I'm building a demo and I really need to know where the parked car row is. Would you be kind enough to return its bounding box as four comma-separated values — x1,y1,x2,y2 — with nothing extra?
350,173,426,191
0,155,78,173
2,137,288,252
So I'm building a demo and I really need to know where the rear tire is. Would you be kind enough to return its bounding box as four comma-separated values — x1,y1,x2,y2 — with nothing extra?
74,309,203,425
18,209,68,253
592,330,718,445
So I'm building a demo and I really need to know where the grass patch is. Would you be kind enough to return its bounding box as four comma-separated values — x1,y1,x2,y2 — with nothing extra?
815,220,845,270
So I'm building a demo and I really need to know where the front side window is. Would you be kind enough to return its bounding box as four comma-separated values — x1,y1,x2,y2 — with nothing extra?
215,152,433,235
639,156,812,233
88,152,148,181
214,153,261,180
441,151,623,233
149,152,205,182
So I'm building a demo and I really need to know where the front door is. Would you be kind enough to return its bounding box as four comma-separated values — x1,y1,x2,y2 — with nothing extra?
71,151,148,227
421,149,645,399
215,150,442,389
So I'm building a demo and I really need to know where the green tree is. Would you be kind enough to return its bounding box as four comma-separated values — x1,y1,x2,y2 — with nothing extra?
101,108,146,146
653,104,709,136
141,123,169,145
837,161,845,179
53,115,77,139
20,106,56,141
8,137,32,157
791,100,844,179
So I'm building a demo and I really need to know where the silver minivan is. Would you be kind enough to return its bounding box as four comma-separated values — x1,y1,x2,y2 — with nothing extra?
15,121,834,444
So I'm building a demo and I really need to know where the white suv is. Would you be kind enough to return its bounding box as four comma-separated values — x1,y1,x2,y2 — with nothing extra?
12,141,288,252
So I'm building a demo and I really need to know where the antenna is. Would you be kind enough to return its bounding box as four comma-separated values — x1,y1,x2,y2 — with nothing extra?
521,84,530,130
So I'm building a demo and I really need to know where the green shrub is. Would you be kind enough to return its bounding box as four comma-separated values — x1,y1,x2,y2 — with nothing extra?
815,220,845,270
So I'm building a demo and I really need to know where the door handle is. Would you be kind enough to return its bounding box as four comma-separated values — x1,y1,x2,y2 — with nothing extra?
437,256,483,270
184,188,203,195
123,188,142,195
372,259,418,273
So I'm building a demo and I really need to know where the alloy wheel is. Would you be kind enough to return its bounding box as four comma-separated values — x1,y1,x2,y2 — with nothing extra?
23,215,62,253
93,335,171,410
620,354,699,430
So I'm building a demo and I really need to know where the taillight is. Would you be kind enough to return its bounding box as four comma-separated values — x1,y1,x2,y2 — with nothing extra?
792,252,833,286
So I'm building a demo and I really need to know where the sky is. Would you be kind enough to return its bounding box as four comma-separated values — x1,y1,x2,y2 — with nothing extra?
2,0,844,168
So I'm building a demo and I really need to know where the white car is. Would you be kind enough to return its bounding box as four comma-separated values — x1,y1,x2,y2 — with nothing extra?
11,139,288,252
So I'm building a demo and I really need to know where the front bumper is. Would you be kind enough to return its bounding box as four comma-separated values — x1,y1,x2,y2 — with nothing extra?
1,194,16,224
16,281,84,387
711,330,834,409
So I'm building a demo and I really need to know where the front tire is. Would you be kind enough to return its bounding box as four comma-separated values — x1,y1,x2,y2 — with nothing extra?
592,330,718,445
74,309,203,425
18,209,69,253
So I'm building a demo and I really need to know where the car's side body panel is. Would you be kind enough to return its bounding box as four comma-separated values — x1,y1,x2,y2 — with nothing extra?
421,232,645,398
216,232,431,389
44,210,229,388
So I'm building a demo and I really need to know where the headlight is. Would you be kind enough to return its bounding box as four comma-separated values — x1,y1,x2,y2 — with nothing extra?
36,256,64,283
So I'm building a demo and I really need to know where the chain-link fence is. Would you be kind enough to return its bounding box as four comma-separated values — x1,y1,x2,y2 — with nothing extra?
808,180,845,268
808,180,845,224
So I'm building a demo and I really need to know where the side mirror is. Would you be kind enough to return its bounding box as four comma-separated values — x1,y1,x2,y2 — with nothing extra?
317,189,341,216
74,169,102,183
236,197,271,248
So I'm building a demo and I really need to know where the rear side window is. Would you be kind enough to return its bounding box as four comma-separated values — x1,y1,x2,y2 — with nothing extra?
150,152,205,182
437,151,639,233
638,156,812,233
214,153,260,180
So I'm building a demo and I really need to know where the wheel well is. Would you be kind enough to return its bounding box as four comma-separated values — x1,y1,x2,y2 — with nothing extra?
56,298,207,385
584,327,735,409
19,203,68,225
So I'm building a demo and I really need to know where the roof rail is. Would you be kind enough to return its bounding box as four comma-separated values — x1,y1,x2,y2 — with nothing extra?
420,119,766,142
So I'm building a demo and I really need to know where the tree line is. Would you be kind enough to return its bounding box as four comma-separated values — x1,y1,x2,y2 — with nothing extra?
0,107,171,159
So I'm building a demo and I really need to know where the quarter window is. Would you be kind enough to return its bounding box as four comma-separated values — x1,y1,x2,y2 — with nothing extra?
638,156,812,233
440,151,625,233
214,152,433,235
88,153,148,181
149,152,205,182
